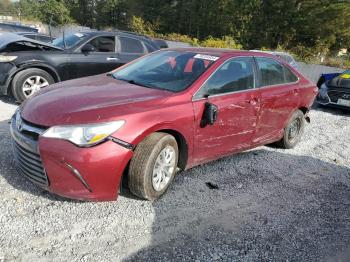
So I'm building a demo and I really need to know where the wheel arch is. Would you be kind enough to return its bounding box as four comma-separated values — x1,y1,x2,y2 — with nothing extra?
119,128,190,195
298,106,310,123
18,64,61,82
7,63,60,93
133,127,189,171
156,129,189,171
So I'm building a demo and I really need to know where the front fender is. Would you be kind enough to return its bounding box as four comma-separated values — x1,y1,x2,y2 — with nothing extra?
112,102,196,168
15,61,61,82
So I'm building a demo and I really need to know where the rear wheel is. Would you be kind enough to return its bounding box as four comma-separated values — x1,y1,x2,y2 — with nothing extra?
128,132,179,200
11,68,54,102
277,110,305,149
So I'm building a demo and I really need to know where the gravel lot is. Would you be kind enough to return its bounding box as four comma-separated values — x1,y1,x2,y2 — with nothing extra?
0,66,350,261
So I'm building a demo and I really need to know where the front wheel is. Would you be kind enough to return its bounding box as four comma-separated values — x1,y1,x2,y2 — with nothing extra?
128,133,179,200
277,110,305,149
11,68,55,102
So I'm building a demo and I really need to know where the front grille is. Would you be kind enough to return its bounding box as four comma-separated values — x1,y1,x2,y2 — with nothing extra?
328,89,350,103
11,112,49,187
13,140,49,187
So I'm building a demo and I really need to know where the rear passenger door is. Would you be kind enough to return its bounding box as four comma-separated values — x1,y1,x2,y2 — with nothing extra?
117,36,147,64
253,57,300,145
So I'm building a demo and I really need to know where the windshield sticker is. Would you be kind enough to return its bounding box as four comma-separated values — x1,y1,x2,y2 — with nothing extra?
194,54,219,61
74,33,84,38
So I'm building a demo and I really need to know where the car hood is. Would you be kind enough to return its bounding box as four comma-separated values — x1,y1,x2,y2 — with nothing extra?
21,74,173,127
0,32,63,52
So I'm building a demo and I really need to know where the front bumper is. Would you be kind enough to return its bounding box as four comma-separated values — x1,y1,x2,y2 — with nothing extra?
10,117,133,201
316,94,350,110
315,86,350,110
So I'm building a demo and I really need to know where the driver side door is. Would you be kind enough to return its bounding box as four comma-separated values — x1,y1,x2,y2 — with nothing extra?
67,36,122,79
192,57,260,165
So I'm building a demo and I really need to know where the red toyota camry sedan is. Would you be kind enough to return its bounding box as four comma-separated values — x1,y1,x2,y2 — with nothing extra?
10,48,318,201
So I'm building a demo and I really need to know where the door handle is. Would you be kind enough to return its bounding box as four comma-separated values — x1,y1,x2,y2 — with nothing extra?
107,57,119,61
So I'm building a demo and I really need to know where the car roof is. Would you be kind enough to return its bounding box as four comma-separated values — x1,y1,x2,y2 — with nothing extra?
80,30,151,40
250,49,294,57
164,47,278,58
16,32,50,37
75,30,158,49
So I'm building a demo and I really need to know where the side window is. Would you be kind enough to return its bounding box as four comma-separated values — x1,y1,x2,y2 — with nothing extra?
284,66,298,82
197,57,255,97
88,36,115,52
120,37,145,54
256,57,286,86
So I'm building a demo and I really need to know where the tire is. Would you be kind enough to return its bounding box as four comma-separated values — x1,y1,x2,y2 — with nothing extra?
11,68,55,102
128,132,179,200
277,110,305,149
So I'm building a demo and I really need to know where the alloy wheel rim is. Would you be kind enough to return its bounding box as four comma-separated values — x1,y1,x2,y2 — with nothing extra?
22,76,49,98
152,145,176,192
288,118,301,142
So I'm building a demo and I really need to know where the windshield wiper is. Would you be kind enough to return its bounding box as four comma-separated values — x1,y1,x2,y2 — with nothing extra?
111,76,153,89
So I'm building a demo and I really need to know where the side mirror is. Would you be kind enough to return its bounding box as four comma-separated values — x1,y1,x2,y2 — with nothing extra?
81,44,95,53
200,102,218,128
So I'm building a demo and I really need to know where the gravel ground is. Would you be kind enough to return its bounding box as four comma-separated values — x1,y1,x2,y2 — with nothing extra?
0,71,350,261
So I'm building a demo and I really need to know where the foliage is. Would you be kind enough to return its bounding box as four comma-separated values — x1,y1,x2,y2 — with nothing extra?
159,33,199,46
4,0,350,61
128,16,157,36
200,36,243,49
38,0,73,26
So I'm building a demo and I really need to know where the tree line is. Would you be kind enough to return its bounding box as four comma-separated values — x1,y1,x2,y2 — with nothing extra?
2,0,350,59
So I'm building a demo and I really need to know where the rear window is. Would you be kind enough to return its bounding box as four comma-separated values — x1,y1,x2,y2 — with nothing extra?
120,37,145,54
256,57,298,86
284,66,298,82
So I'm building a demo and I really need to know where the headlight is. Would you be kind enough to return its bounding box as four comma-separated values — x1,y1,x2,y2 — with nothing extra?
0,55,17,63
319,83,328,98
42,121,125,147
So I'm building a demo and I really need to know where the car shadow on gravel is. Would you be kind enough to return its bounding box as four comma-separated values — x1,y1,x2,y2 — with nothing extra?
312,103,350,117
0,95,19,106
126,148,350,261
0,120,82,203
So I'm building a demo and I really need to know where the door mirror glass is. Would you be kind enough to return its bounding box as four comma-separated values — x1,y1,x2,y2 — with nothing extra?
81,44,96,53
201,102,218,127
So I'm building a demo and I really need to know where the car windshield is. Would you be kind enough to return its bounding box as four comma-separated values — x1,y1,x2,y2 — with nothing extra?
52,33,88,49
112,51,218,92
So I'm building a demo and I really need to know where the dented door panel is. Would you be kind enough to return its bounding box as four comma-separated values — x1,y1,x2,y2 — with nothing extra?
192,89,260,165
253,84,300,145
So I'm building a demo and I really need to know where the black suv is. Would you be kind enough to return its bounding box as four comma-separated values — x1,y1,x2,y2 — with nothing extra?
0,31,160,101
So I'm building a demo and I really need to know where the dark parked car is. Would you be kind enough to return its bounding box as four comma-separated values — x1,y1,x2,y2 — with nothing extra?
16,32,55,43
152,38,169,49
0,31,159,101
11,48,318,201
316,70,350,109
